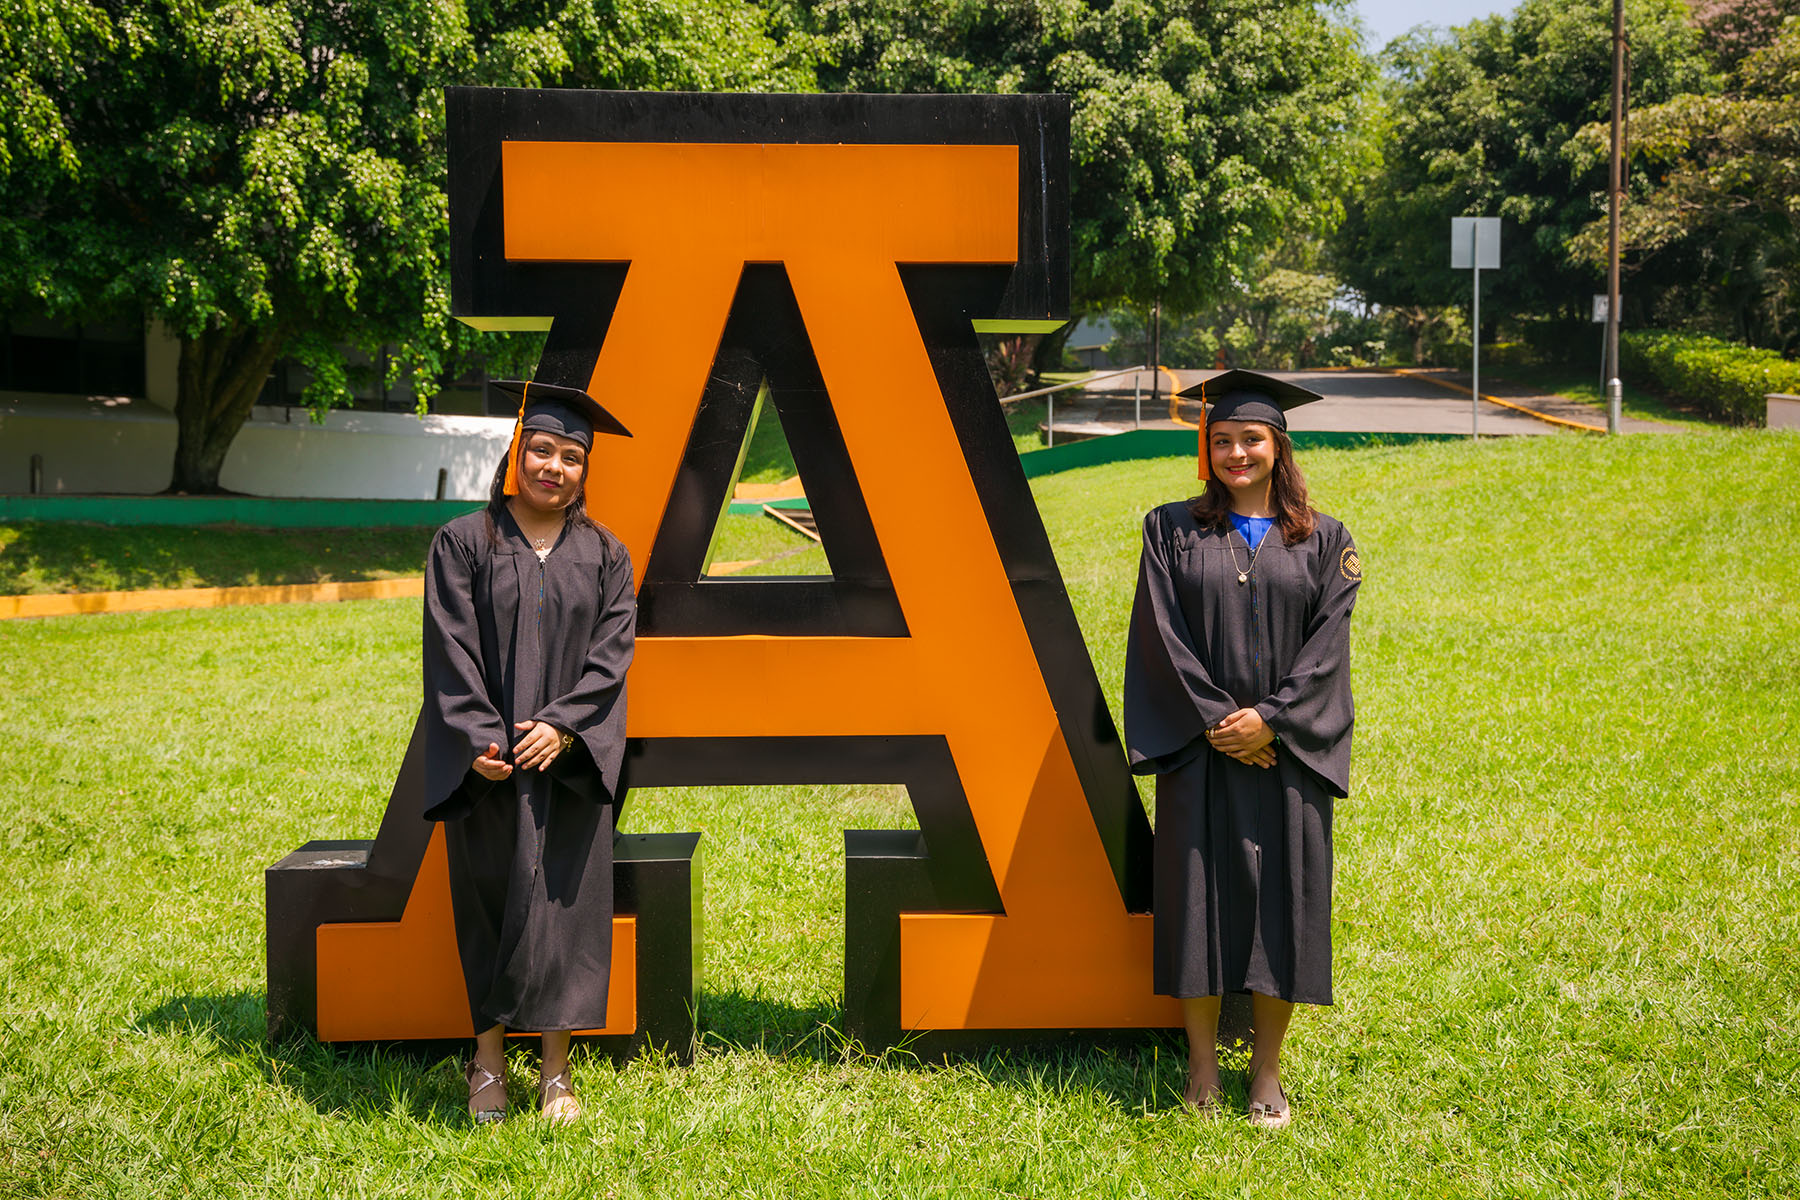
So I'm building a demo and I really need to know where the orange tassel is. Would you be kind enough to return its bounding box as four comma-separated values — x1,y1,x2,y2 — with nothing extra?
1196,380,1209,481
502,382,529,496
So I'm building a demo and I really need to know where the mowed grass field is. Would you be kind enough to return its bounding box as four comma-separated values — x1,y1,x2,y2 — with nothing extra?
1,431,1796,1197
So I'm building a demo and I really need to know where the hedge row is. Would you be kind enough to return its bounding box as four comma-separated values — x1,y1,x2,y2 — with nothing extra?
1621,330,1800,425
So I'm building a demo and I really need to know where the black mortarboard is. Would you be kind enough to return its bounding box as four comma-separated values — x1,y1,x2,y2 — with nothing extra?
488,379,631,496
1177,369,1324,432
1178,369,1324,481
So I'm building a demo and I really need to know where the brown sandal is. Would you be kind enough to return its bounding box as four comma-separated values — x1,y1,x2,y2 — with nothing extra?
465,1060,507,1126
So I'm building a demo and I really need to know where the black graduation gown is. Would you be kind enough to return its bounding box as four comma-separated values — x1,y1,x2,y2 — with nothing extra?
1122,501,1360,1004
420,508,635,1032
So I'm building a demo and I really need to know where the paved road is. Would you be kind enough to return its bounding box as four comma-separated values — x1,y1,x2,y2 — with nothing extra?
1396,367,1685,433
1043,367,1681,438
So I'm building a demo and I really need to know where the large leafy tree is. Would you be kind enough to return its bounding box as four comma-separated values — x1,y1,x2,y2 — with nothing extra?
772,0,1372,317
1330,0,1711,334
1568,18,1800,351
1688,0,1800,72
0,0,807,492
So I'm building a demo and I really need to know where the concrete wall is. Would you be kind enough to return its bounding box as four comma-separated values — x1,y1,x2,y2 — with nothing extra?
1769,394,1800,430
0,394,514,500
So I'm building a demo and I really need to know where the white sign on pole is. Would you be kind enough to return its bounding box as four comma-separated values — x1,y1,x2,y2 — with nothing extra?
1451,217,1501,270
1451,217,1501,438
1592,294,1616,392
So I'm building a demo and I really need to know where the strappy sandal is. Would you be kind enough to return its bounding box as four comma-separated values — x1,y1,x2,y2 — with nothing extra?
465,1059,507,1126
539,1067,580,1125
1247,1085,1292,1130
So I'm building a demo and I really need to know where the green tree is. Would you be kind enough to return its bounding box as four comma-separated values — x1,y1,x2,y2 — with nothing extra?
1569,18,1800,352
1103,239,1399,371
774,0,1372,317
1688,0,1800,72
1330,0,1711,337
0,0,807,493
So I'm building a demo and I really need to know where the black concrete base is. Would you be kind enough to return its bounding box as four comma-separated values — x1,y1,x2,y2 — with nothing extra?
266,831,702,1062
842,829,1190,1057
265,725,702,1060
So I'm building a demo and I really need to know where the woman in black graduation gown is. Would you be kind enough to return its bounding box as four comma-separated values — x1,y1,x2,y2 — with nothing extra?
421,380,635,1125
1123,370,1361,1128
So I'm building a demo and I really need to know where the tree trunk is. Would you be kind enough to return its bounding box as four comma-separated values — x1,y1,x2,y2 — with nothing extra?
169,320,286,493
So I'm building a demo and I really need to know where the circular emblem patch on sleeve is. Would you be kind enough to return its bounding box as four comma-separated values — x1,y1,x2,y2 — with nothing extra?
1340,545,1363,581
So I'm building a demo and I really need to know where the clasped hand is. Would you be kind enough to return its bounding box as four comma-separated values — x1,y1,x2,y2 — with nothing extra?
1207,708,1276,769
472,720,569,781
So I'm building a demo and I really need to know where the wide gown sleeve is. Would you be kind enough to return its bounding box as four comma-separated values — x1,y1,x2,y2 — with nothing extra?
534,539,636,806
1122,506,1242,776
1254,520,1361,797
422,524,510,821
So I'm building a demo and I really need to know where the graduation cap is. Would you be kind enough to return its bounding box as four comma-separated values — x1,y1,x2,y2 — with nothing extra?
488,379,632,497
1178,369,1324,480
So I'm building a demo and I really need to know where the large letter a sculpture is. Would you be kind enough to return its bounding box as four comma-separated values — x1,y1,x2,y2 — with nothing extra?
265,91,1182,1055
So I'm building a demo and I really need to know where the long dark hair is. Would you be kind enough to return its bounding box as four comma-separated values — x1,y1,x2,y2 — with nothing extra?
483,444,597,546
1187,425,1317,544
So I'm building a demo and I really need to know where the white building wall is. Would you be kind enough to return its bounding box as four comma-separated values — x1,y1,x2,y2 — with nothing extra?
143,319,180,412
0,395,514,499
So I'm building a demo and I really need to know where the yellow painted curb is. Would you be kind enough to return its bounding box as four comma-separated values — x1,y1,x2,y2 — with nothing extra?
1384,367,1604,433
0,576,424,621
1160,365,1199,429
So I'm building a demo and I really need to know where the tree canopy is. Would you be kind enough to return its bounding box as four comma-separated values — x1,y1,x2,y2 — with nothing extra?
1330,0,1712,331
774,0,1373,315
1569,15,1800,351
0,0,808,491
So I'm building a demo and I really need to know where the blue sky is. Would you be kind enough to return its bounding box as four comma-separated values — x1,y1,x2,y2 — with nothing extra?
1354,0,1516,49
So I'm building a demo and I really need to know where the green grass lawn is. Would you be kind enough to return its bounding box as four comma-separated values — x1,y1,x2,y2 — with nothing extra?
737,399,801,487
1003,394,1050,452
705,511,827,575
2,432,1797,1196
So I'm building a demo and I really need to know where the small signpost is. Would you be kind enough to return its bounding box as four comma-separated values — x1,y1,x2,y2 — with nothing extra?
1592,293,1612,396
1452,217,1500,438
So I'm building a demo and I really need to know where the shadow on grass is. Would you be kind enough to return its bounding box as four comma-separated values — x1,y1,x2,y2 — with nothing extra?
134,991,472,1126
696,985,1203,1116
137,988,1214,1119
698,986,842,1058
0,523,432,595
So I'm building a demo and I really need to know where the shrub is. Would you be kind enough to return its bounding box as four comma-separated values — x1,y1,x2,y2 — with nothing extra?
1621,330,1800,425
1483,341,1539,368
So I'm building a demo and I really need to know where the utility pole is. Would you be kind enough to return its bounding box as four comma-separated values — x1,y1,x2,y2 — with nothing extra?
1605,0,1626,434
